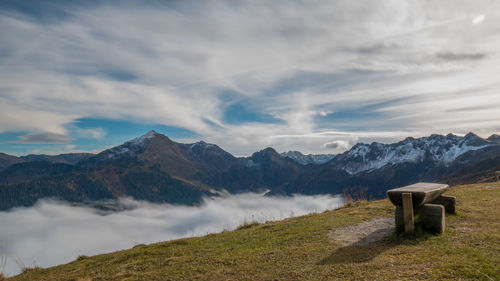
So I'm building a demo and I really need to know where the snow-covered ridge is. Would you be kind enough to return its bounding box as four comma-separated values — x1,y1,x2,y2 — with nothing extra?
126,130,158,146
281,151,335,165
103,130,159,159
334,133,494,174
189,141,217,151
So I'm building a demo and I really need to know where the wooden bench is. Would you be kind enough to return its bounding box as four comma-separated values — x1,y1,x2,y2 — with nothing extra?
496,171,500,181
387,182,455,234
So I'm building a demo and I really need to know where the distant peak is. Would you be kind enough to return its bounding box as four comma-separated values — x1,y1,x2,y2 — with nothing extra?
281,150,335,165
429,133,443,138
487,134,500,143
126,130,161,145
252,147,279,158
281,151,304,156
144,130,158,137
191,140,219,147
261,147,278,153
464,132,481,139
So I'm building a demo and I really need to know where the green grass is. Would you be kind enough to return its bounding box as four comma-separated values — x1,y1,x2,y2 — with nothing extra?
8,182,500,281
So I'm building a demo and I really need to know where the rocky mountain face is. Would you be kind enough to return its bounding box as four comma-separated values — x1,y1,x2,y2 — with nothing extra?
1,131,500,210
327,133,492,174
282,133,499,197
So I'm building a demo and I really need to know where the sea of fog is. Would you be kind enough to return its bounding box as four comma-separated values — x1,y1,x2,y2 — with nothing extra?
0,193,343,277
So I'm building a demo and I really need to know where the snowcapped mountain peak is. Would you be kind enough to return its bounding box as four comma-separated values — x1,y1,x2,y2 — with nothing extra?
94,130,164,161
281,151,335,165
189,140,217,151
402,136,416,143
126,130,159,146
330,133,493,174
464,132,482,141
255,147,279,155
464,132,478,138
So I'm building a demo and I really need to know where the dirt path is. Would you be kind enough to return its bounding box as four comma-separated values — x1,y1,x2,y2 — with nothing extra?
330,217,394,246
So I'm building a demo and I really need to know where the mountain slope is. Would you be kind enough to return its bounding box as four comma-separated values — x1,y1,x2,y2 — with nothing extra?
442,146,500,184
0,152,93,172
20,153,94,165
8,182,500,281
487,134,500,144
0,161,76,186
0,153,23,171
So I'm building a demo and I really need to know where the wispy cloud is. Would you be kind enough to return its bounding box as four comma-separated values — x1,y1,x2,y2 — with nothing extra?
72,127,106,140
0,0,499,155
13,132,73,144
0,194,343,276
436,52,487,61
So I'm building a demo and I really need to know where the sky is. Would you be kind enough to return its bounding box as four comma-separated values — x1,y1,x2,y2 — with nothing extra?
1,0,499,156
0,193,342,276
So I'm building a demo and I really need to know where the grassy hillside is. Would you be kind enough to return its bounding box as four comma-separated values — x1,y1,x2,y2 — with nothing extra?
6,182,500,281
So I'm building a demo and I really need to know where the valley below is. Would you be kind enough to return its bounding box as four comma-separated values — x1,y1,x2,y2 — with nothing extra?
0,192,343,277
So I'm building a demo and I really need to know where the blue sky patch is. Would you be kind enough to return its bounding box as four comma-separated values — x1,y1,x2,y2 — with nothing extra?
222,102,283,125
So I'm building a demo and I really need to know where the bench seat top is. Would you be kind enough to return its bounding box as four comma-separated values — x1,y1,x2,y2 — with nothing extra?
387,182,448,207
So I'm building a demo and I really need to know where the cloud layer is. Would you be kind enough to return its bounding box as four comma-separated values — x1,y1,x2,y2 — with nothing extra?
0,193,343,276
1,1,500,155
13,132,73,144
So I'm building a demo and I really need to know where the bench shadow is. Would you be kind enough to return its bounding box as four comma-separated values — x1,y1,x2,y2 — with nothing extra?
318,229,396,265
318,228,397,265
319,227,436,265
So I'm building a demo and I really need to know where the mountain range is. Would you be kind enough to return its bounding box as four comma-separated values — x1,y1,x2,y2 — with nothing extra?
1,131,500,210
280,151,335,165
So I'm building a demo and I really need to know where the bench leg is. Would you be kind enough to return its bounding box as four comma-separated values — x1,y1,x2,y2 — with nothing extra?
395,204,445,234
402,192,414,233
395,206,405,232
418,204,445,234
429,195,455,214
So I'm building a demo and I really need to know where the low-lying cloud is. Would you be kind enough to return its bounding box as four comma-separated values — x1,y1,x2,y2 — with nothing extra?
13,132,74,144
324,140,350,150
0,193,343,277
